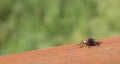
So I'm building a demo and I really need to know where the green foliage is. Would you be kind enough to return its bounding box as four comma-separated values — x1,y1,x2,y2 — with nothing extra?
0,0,120,55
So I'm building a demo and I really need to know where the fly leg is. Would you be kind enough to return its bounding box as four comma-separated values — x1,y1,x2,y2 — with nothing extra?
80,41,84,48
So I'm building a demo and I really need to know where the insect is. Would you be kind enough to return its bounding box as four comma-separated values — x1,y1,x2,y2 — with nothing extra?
78,38,100,48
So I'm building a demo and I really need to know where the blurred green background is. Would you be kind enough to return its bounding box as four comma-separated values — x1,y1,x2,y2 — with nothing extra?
0,0,120,55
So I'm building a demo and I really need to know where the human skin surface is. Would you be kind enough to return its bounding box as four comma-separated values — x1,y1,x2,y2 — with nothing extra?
0,36,120,64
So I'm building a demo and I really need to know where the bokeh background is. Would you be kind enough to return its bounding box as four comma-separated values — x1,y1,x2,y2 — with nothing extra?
0,0,120,55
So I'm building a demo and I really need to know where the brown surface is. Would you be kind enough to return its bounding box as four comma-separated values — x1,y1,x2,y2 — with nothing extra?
0,36,120,64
